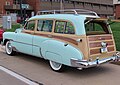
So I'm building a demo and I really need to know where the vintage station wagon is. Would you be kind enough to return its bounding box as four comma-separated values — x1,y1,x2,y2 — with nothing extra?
2,9,120,72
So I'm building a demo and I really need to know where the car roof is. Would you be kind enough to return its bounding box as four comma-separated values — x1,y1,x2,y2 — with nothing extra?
28,14,100,35
28,14,100,21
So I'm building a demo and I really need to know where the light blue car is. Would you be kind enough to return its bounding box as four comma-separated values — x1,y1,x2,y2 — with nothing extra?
2,9,120,72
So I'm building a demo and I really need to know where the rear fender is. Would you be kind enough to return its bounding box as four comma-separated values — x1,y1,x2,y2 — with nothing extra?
41,40,83,66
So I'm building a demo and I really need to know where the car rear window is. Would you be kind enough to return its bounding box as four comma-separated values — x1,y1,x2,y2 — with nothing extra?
85,19,110,35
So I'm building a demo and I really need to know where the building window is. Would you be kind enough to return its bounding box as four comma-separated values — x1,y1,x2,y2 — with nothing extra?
6,11,10,15
6,1,10,5
13,0,19,4
41,0,52,2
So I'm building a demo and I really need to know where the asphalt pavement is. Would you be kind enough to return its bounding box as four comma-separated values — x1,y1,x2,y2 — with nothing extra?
0,69,28,85
0,46,120,85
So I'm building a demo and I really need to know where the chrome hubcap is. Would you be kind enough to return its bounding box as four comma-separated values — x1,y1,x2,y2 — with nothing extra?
52,61,61,68
6,41,12,54
50,61,62,71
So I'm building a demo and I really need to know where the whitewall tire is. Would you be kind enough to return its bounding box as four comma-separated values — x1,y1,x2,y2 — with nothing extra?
49,60,65,72
5,41,15,55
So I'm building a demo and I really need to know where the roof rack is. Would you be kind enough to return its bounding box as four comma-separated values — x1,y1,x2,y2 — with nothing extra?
37,9,98,17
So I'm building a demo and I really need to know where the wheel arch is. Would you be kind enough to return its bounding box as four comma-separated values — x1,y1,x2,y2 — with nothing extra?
3,39,9,45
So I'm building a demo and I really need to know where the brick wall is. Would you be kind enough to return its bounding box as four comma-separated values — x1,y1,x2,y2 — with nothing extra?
72,0,113,5
26,0,40,13
0,0,5,14
0,0,13,15
0,0,114,17
115,4,120,19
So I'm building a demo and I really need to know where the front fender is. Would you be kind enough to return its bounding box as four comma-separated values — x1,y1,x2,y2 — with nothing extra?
3,32,16,45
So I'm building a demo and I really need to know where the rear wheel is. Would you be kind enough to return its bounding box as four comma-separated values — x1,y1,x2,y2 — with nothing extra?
49,60,65,72
5,41,15,55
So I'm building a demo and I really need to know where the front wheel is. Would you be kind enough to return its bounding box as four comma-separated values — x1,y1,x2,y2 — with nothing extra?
5,41,15,55
49,60,65,72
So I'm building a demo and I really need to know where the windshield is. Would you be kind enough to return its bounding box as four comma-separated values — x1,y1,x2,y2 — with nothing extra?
85,19,110,35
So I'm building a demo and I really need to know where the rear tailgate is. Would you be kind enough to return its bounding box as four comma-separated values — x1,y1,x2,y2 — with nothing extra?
87,34,116,61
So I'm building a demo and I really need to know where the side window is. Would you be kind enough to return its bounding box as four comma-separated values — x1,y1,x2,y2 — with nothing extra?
24,21,35,31
65,22,75,34
55,21,75,34
37,20,53,32
54,21,66,33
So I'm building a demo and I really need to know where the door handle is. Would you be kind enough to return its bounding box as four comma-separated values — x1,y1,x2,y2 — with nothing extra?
76,39,82,42
64,43,68,46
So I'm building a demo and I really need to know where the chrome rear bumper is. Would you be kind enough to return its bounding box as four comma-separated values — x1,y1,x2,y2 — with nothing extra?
71,55,120,69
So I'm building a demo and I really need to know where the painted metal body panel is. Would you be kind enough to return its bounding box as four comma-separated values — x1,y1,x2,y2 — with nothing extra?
3,32,16,41
3,32,33,55
40,39,83,66
14,33,33,54
32,34,50,57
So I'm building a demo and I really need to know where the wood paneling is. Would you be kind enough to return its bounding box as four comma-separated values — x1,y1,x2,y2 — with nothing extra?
88,35,112,41
89,41,113,48
87,35,115,57
34,32,78,45
90,46,114,55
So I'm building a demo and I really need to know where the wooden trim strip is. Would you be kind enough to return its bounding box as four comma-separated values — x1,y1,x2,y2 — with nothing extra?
22,30,34,34
90,45,115,50
88,36,112,41
89,40,114,43
34,33,49,37
90,51,116,57
22,30,78,46
52,35,78,45
89,41,113,48
34,33,78,45
90,46,115,55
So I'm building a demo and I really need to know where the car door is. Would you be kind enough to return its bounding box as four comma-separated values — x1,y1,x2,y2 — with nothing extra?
33,19,53,57
15,20,36,55
40,20,81,65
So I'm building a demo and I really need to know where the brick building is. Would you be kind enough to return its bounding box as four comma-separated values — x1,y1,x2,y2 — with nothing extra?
0,0,13,15
39,0,114,18
0,0,114,18
0,0,34,17
114,0,120,19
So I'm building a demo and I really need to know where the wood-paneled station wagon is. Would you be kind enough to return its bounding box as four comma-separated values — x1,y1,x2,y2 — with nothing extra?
2,9,120,72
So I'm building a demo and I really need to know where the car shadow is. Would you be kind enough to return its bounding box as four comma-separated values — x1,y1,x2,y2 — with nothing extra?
64,65,112,77
16,52,49,65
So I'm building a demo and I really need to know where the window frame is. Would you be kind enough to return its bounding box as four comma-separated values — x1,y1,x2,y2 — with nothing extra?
85,19,110,35
54,20,76,35
36,19,54,33
24,20,36,31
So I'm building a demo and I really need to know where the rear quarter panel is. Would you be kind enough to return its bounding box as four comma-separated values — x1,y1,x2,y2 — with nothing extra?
41,39,83,66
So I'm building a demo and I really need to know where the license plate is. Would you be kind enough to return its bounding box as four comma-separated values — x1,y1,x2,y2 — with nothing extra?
101,47,108,53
